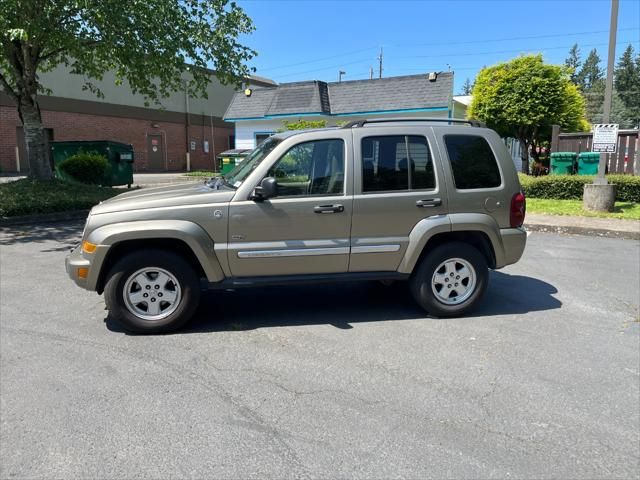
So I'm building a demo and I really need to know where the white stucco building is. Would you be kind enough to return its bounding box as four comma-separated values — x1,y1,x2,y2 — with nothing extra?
224,72,470,150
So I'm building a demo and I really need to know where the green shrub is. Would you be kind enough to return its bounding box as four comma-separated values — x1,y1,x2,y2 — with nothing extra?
58,150,108,185
518,174,640,203
0,179,119,217
609,175,640,203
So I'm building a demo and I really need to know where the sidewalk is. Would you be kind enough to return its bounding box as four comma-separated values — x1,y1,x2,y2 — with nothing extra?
525,213,639,240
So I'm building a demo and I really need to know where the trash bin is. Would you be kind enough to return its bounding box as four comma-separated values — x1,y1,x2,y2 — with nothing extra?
577,152,601,175
51,141,135,187
549,152,577,175
217,149,251,175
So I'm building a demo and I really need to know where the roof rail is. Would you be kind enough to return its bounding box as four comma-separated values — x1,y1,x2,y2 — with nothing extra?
341,117,486,128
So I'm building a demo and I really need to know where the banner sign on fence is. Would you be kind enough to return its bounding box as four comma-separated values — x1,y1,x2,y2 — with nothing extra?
592,124,619,153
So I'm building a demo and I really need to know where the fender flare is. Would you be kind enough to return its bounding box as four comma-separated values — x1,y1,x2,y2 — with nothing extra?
397,213,505,274
397,215,452,274
87,220,225,283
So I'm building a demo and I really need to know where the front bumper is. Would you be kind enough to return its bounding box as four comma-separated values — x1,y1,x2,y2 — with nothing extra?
66,243,111,291
65,245,92,290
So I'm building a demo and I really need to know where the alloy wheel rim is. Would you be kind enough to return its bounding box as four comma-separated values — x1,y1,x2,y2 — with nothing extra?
431,257,476,305
123,267,182,321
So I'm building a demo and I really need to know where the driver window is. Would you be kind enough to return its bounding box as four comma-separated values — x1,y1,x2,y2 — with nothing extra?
267,139,345,197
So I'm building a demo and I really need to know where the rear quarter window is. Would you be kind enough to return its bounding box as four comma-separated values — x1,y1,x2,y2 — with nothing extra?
444,135,501,189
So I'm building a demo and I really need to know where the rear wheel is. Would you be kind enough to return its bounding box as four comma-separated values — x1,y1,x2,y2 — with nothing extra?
104,249,201,333
410,242,488,317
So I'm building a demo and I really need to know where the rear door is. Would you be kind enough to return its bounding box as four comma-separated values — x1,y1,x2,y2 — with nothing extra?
349,126,448,272
433,128,510,228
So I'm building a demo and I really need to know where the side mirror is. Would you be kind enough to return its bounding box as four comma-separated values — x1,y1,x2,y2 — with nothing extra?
252,176,278,201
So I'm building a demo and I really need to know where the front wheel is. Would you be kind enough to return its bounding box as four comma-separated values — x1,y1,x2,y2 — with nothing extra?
104,249,201,333
410,242,488,317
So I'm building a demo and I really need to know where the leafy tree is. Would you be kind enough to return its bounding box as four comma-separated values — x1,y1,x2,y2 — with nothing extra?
576,48,604,91
468,55,588,173
278,119,327,132
565,43,581,85
0,1,256,179
583,78,606,123
459,77,474,95
614,44,640,126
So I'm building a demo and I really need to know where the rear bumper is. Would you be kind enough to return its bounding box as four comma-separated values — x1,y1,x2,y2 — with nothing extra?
496,227,527,268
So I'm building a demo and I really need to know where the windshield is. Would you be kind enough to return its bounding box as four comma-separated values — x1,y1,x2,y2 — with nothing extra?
224,138,281,188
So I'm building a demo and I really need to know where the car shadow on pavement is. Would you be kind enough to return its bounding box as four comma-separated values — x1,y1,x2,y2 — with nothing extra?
105,271,561,335
0,221,83,248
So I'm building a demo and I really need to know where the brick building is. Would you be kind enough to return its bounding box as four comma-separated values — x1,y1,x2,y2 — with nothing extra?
0,65,274,173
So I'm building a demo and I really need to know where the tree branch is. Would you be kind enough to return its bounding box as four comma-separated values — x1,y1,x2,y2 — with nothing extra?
0,71,19,102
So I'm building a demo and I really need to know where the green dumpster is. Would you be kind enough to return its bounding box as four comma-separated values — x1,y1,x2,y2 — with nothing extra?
549,152,577,175
51,141,135,187
217,149,251,175
577,152,600,175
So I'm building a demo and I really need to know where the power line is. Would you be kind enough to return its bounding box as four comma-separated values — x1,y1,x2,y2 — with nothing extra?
274,58,374,79
251,27,639,74
267,39,639,82
394,39,639,60
393,27,639,48
254,46,378,73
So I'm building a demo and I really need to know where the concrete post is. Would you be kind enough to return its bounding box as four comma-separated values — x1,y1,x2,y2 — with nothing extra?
584,183,617,212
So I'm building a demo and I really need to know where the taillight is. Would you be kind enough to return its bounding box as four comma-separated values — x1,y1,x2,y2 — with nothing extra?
510,192,526,228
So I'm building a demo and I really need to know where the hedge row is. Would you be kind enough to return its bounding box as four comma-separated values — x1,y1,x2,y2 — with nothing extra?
518,174,640,203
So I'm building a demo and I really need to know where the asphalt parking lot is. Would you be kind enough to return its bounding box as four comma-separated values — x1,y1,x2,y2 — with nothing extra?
1,222,638,479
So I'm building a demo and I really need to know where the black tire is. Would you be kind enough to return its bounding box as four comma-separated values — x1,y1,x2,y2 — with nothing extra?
410,242,488,317
104,249,201,333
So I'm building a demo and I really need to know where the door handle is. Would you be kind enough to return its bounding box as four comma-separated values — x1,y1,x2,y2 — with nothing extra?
416,198,442,208
314,204,345,214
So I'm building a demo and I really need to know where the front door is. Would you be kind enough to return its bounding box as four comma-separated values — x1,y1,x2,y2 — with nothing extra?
227,137,353,277
147,134,165,170
349,127,448,271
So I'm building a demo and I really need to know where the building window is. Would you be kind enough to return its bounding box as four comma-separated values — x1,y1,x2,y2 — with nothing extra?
362,135,435,192
444,135,501,189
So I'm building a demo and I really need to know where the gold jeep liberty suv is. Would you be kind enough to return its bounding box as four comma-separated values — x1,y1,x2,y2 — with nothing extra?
66,118,527,333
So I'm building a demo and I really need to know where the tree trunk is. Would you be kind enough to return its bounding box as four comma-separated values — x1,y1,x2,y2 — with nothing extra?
518,138,529,174
19,99,53,180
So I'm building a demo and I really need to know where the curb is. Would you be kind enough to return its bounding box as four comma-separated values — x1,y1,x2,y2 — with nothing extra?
2,210,638,241
0,210,89,227
525,222,639,240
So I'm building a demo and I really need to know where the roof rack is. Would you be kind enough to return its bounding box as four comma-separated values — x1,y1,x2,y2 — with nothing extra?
341,117,486,128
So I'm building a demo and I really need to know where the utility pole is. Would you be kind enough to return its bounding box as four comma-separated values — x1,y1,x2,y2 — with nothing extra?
583,0,618,212
377,47,383,79
369,66,373,80
596,0,618,185
338,70,346,83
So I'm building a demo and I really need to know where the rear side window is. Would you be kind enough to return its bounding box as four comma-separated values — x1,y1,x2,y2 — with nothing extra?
444,135,501,189
362,135,435,192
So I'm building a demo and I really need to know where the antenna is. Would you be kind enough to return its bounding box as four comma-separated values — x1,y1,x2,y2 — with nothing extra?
369,66,373,80
377,47,383,79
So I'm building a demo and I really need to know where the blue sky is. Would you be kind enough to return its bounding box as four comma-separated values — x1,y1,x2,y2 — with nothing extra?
237,0,640,93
